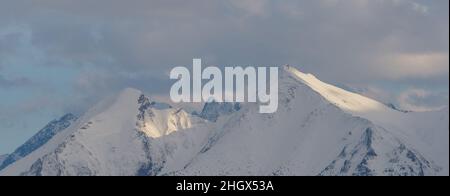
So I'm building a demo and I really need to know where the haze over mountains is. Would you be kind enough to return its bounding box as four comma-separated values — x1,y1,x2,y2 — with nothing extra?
0,66,447,176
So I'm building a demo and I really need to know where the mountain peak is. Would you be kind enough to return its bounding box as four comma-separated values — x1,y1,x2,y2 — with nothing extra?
282,64,317,79
282,65,388,113
1,68,447,176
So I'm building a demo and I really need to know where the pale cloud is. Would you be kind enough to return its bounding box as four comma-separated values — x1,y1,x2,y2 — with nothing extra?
398,88,449,111
411,2,429,14
0,0,447,83
321,0,428,14
318,0,369,8
229,0,269,17
376,52,449,79
278,3,304,19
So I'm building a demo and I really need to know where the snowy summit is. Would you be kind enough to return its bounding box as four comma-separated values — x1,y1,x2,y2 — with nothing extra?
0,66,447,176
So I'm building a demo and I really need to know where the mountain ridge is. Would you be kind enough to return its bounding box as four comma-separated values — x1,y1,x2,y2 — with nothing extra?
1,65,447,176
0,113,77,171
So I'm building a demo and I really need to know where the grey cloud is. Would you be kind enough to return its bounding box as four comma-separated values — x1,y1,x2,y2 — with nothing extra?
0,0,448,103
0,0,448,154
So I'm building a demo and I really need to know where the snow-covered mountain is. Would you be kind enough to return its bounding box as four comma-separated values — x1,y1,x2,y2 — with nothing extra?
175,66,448,176
0,65,447,176
0,88,210,175
0,114,77,171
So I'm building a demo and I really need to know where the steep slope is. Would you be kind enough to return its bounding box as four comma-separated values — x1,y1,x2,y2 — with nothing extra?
173,66,446,176
1,66,447,176
0,114,77,171
0,88,207,176
284,65,389,113
284,65,448,175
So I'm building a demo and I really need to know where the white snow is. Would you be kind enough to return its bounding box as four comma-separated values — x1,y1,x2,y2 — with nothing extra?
1,66,447,176
175,66,448,175
283,65,449,175
139,108,193,138
284,65,389,113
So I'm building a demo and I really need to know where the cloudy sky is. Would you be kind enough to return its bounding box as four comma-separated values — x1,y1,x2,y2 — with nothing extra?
0,0,448,154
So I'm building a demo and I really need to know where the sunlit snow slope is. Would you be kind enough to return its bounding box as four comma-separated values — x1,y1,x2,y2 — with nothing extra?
1,66,447,176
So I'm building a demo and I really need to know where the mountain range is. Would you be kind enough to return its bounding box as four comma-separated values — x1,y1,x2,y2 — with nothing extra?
0,65,448,176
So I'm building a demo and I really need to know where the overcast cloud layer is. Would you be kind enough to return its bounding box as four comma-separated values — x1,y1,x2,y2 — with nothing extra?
0,0,448,154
